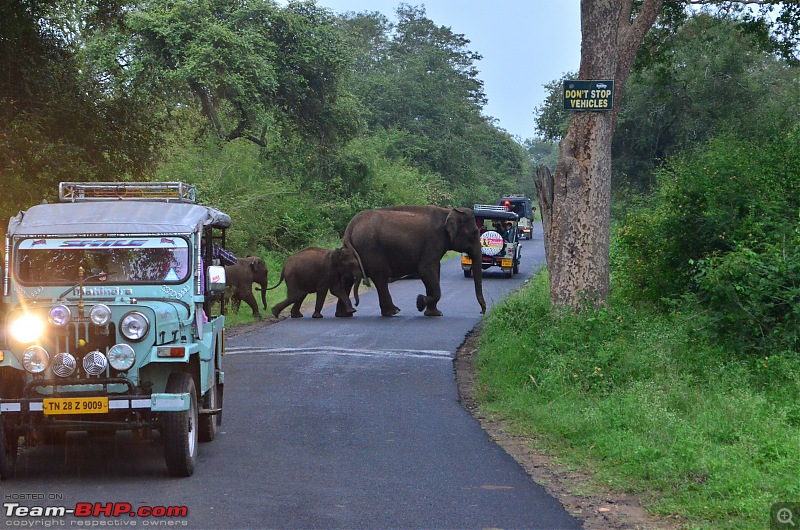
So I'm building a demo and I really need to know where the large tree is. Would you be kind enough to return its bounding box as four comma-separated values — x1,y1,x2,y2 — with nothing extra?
536,0,798,309
339,5,525,205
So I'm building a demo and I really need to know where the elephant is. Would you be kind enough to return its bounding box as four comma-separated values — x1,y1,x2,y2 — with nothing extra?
268,247,362,319
223,256,268,318
342,205,487,317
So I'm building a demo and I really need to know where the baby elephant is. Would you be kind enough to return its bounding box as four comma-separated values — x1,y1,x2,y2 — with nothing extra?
269,247,362,319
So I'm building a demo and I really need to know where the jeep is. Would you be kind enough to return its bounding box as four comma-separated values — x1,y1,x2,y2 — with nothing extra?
0,182,229,478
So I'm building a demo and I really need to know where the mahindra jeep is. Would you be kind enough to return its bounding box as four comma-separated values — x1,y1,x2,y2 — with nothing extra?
0,182,229,478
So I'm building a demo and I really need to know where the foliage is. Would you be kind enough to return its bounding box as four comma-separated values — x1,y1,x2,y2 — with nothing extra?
695,230,800,355
532,72,574,142
614,127,800,354
0,0,162,226
615,13,800,193
120,0,359,147
477,272,800,528
338,6,529,205
523,137,559,174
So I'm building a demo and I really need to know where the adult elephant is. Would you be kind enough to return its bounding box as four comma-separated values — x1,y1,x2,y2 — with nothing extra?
224,256,268,318
341,205,486,317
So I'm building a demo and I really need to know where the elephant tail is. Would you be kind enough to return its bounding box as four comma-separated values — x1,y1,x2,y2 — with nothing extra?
264,272,285,291
343,237,371,288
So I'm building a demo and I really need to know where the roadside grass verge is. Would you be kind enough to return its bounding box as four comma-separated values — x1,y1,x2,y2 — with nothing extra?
476,272,800,529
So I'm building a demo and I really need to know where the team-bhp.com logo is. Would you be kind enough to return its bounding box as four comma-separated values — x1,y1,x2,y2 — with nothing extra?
4,502,188,525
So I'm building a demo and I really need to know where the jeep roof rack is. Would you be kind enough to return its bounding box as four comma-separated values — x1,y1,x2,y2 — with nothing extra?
475,204,509,212
59,182,196,203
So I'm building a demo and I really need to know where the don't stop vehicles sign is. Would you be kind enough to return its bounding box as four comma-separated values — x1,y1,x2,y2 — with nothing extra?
563,80,614,111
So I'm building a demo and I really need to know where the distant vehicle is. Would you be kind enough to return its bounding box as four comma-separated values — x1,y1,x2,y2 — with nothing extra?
462,205,521,279
498,195,535,240
0,182,230,478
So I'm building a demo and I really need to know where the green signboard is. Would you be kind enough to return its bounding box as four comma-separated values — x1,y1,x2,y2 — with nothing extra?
563,80,614,111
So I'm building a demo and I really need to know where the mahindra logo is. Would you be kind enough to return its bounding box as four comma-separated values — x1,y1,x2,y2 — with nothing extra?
75,287,134,296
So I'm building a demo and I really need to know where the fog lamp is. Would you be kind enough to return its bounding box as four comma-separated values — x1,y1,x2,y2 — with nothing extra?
107,344,136,371
22,346,49,374
49,305,72,327
90,304,112,326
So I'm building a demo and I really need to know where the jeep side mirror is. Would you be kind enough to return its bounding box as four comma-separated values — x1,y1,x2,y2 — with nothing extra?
206,265,226,294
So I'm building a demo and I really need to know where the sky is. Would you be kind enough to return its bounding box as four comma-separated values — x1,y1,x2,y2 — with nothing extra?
313,0,583,140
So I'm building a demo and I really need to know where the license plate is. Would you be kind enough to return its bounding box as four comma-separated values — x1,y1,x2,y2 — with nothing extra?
501,259,513,267
43,397,109,415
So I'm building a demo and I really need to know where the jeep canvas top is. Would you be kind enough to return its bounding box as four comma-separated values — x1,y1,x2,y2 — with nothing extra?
0,182,230,478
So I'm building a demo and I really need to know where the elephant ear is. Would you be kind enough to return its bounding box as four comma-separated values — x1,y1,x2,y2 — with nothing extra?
446,208,468,242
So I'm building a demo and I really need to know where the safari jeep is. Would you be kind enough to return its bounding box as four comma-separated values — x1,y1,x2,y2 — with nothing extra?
462,205,521,279
0,182,229,478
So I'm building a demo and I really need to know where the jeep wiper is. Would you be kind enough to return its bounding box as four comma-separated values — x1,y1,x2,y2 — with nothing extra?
57,268,109,300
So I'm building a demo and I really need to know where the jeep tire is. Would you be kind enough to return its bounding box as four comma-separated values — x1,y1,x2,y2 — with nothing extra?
199,373,219,443
163,372,198,477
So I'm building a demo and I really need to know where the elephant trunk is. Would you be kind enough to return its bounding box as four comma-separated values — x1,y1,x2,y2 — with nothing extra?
469,243,486,314
353,278,361,307
260,282,268,310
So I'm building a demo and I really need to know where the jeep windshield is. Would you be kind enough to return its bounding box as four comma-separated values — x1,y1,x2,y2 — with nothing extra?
15,236,190,285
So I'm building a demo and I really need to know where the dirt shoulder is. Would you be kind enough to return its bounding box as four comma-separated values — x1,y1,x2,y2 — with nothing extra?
227,300,681,529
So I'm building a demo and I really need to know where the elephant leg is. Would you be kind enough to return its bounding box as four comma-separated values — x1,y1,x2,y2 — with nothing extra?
336,277,356,318
312,288,327,318
271,298,293,318
290,295,306,319
416,265,443,317
239,288,262,319
330,282,356,317
374,278,400,317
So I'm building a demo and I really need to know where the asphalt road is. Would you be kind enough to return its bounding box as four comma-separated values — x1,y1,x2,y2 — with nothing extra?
4,229,581,530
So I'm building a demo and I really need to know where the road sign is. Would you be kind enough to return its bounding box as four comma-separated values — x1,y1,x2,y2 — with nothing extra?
563,80,614,111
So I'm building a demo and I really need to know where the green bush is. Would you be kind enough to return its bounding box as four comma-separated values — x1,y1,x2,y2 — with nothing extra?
695,224,800,354
614,128,800,354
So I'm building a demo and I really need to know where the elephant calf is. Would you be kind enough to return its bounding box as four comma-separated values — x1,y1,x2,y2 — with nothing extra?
224,256,269,318
269,247,361,319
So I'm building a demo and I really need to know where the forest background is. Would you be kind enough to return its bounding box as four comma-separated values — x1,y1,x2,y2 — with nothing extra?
2,1,800,527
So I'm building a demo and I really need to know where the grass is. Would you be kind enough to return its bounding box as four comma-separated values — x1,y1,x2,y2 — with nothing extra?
476,272,800,529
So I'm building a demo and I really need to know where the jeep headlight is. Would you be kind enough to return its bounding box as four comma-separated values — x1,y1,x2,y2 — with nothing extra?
11,314,45,344
22,346,50,374
120,311,149,342
89,304,112,326
107,344,136,371
49,305,72,327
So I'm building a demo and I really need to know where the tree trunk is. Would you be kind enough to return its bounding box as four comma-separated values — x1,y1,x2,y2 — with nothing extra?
547,0,664,309
534,164,554,276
